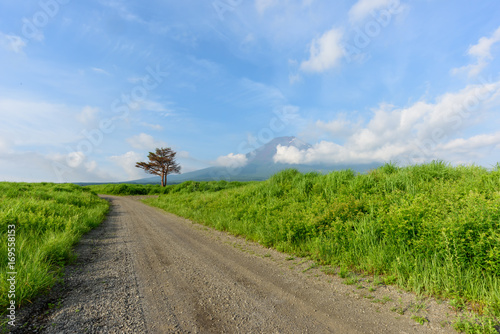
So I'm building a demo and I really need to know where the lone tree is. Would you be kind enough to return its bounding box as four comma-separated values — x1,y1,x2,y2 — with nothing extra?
135,147,181,187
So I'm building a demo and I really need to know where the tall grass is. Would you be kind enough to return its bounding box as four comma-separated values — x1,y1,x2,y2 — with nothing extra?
145,162,500,320
0,182,109,310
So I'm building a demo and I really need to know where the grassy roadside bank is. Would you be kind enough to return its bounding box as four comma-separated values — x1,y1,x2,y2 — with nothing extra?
0,183,109,314
142,161,500,332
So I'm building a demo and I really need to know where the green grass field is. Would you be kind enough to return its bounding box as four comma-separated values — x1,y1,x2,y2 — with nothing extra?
85,180,249,196
141,161,500,332
0,182,109,311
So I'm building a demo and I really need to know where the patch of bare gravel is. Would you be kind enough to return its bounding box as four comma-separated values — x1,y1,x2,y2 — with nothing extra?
183,218,459,333
199,226,458,333
11,198,147,333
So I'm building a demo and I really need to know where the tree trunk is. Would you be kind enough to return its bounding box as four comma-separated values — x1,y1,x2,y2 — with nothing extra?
160,171,165,187
164,167,169,187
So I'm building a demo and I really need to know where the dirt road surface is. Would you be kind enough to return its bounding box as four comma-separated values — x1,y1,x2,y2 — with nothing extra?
14,196,453,333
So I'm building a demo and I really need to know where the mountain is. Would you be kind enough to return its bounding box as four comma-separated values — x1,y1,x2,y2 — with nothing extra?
126,136,381,185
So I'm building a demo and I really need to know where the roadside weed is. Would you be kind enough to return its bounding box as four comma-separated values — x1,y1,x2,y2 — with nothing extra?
411,315,429,325
343,276,358,285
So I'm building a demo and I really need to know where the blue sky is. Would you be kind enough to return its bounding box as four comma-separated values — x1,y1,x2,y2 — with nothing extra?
1,0,500,182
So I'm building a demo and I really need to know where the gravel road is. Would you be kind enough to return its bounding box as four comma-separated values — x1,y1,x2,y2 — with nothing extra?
13,196,455,333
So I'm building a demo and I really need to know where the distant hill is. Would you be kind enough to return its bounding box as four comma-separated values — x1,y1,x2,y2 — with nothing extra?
125,136,381,185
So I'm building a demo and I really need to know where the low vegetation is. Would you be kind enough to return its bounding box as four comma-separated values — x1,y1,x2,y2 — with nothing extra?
143,161,500,331
0,182,108,311
85,180,249,196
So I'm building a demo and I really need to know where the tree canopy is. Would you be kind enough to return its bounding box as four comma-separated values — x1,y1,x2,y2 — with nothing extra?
135,147,181,186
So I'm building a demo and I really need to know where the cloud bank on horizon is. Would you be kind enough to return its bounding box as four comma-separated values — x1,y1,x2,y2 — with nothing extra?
1,0,500,182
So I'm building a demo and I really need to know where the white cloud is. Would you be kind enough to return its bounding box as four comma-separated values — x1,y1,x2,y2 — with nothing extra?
148,22,170,36
315,118,360,139
256,0,279,14
0,32,26,53
273,145,304,164
0,138,11,155
127,133,167,150
0,98,82,146
452,26,500,77
243,33,255,44
439,132,500,152
274,140,408,165
256,0,314,15
0,151,112,183
240,33,257,52
21,18,44,41
100,1,144,24
91,67,111,75
141,122,163,131
348,0,399,23
128,76,147,84
65,151,86,168
134,100,173,116
214,153,248,168
300,27,344,73
222,78,287,109
0,153,57,182
141,100,168,112
76,106,99,125
469,27,500,59
110,151,144,180
84,160,98,173
274,80,500,165
289,73,302,84
177,151,190,159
